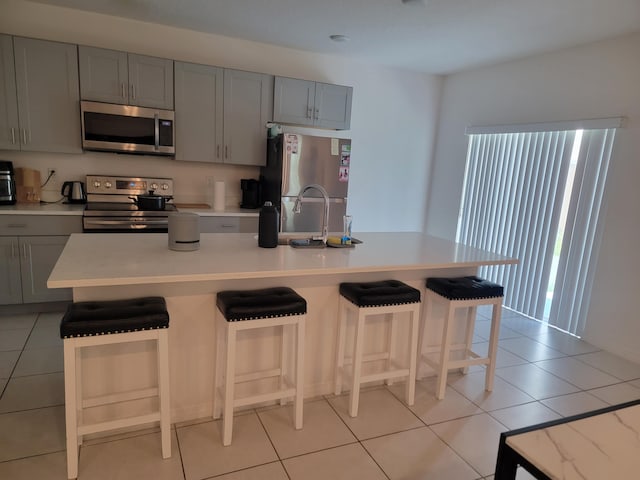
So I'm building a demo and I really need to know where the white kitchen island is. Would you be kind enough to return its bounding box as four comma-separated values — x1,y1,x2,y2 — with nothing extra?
48,232,516,424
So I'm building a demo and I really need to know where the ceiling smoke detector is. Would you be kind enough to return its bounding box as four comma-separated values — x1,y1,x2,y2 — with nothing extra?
329,34,351,43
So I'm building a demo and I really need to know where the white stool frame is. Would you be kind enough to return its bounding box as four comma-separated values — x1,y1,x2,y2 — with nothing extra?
334,296,421,417
213,310,306,446
63,328,171,479
418,288,503,400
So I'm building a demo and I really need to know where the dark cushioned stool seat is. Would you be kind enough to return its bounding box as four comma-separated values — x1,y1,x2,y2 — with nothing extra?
217,287,307,321
426,276,503,300
60,296,169,338
340,280,421,307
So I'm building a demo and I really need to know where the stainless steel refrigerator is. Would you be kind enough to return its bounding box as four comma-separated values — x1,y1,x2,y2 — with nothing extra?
261,133,351,233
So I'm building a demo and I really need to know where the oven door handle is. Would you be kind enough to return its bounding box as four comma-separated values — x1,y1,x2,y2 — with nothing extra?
154,113,160,151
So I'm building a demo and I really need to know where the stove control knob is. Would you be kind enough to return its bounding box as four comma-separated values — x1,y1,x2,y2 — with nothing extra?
104,181,112,189
150,183,159,191
93,180,101,188
161,183,169,191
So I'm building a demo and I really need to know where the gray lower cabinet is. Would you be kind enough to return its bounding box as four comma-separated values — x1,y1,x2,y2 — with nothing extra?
79,45,174,109
273,76,352,130
174,62,272,166
0,35,81,153
199,216,258,233
0,215,82,305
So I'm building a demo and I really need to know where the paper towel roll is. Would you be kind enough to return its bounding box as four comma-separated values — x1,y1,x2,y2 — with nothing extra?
213,181,225,211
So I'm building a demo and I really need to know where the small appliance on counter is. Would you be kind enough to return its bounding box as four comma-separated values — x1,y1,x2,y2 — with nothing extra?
240,178,261,209
0,160,17,205
14,167,41,203
168,212,200,251
61,181,87,204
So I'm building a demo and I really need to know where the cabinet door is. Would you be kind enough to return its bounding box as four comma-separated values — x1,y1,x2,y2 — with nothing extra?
273,77,315,126
13,37,82,153
314,83,353,130
0,35,20,151
0,237,22,305
19,236,72,304
174,61,223,163
78,46,128,104
128,54,174,109
223,69,272,166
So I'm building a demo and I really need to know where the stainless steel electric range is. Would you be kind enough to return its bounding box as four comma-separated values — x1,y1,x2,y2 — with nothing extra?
83,175,176,232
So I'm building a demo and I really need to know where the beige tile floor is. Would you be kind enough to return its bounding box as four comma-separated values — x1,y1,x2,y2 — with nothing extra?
1,308,640,479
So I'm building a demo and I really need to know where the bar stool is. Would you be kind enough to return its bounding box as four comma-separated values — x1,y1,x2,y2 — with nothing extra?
418,276,504,400
60,297,171,480
213,287,306,446
334,280,421,417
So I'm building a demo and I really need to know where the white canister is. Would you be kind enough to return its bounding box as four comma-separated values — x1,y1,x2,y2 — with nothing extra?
168,213,200,251
213,181,225,212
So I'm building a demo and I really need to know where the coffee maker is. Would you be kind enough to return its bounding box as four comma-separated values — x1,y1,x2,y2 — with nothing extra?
0,160,17,205
240,179,261,209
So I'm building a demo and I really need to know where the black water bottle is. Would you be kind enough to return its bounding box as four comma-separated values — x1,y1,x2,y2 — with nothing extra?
258,201,279,248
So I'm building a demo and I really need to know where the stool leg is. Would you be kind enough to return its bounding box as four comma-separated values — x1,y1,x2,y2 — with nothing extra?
417,291,433,379
157,329,171,459
485,301,502,392
436,303,455,400
75,346,83,447
405,305,420,406
349,310,366,417
294,317,305,430
462,306,477,375
222,324,237,446
385,313,397,386
334,297,348,396
279,323,289,406
213,313,224,420
63,341,79,480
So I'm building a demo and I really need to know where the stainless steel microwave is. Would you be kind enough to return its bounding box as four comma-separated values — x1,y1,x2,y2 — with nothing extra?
80,101,175,156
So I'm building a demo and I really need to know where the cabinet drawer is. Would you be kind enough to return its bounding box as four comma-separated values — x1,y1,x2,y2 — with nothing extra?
0,215,82,236
200,216,240,233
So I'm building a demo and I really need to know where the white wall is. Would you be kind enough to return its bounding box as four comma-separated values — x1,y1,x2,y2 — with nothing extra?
427,32,640,363
0,0,441,231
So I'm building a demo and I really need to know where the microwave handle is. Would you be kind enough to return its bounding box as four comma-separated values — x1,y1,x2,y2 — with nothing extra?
154,113,159,151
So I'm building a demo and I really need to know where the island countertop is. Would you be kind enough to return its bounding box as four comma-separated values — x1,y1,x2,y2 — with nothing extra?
48,232,516,289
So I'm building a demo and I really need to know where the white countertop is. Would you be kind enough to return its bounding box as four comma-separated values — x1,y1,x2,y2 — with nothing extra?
0,202,85,215
0,203,258,217
48,232,517,288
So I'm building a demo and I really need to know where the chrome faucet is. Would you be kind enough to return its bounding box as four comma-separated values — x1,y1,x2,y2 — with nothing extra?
293,184,330,244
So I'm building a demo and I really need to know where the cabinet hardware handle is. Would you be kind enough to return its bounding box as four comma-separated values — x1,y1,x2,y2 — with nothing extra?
7,223,27,228
131,84,135,100
216,145,220,158
154,113,160,150
314,108,319,120
307,107,313,119
221,224,234,228
11,127,15,144
122,83,126,99
225,145,228,159
22,129,27,144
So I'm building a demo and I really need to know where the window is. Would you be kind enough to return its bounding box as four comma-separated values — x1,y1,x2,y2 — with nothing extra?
457,118,621,336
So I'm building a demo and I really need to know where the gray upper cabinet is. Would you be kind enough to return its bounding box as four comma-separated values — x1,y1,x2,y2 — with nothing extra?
79,46,174,109
0,36,81,153
175,63,272,166
223,69,273,166
273,76,352,130
0,35,19,151
174,61,223,162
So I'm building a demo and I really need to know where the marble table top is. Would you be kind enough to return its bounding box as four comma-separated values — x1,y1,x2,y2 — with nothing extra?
506,402,640,479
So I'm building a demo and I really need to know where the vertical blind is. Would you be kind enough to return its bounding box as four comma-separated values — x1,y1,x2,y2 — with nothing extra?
458,121,619,336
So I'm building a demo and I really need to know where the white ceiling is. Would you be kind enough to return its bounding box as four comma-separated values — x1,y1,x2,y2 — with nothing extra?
29,0,640,74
